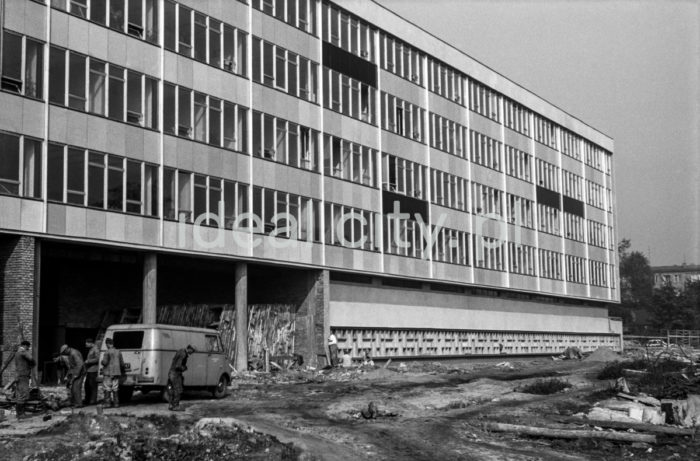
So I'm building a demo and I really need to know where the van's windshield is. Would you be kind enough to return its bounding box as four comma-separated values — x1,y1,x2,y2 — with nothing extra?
112,331,145,349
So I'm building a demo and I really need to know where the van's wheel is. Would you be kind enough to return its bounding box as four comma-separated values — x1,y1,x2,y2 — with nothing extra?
212,375,228,399
118,386,134,403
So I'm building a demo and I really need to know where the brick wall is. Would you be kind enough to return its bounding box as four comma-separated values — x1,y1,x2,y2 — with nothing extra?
0,235,36,383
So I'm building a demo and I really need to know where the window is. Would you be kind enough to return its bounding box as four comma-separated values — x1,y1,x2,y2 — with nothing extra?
178,5,193,57
506,193,534,228
107,155,124,211
504,145,531,182
88,60,107,115
539,249,562,280
194,12,207,62
471,183,503,217
110,0,125,31
126,71,142,125
88,152,105,208
534,114,558,149
537,203,560,235
504,99,530,136
126,160,142,213
66,147,85,205
0,132,20,195
49,46,66,104
508,242,536,276
254,111,319,171
473,235,504,271
252,37,317,102
1,32,44,99
108,64,125,121
47,143,64,201
535,159,559,192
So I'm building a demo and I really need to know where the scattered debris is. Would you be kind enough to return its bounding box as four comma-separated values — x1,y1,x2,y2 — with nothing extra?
518,378,572,395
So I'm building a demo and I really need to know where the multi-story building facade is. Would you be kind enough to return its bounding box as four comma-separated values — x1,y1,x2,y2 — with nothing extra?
652,264,700,291
0,0,620,379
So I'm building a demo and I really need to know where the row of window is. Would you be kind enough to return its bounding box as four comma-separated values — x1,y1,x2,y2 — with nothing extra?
540,249,562,280
382,92,424,141
50,46,160,129
252,111,320,172
43,0,614,175
382,154,425,199
567,255,587,284
470,130,502,171
508,242,536,276
431,169,468,211
469,81,500,122
163,82,248,152
429,113,466,156
0,132,42,199
325,202,378,251
1,32,44,99
322,2,374,62
504,100,530,136
252,37,318,103
562,170,583,200
586,179,606,209
428,58,464,104
51,0,159,43
433,226,470,265
472,182,503,216
252,0,317,35
590,260,609,287
536,158,559,192
563,212,585,242
323,134,377,187
588,220,607,248
380,33,423,86
325,69,375,123
506,194,534,228
504,145,532,182
534,115,558,149
252,185,322,241
47,142,158,215
164,1,247,77
538,203,560,235
561,129,581,160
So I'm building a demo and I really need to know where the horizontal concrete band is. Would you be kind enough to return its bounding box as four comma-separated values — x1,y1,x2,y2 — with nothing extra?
329,301,615,334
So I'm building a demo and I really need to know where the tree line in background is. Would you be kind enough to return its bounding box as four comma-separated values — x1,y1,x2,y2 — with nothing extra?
612,238,700,334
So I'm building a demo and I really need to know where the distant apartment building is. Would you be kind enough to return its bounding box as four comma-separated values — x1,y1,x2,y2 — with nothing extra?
652,265,700,291
0,0,620,381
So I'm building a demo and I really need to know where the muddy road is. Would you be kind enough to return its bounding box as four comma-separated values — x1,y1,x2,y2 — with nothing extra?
2,359,697,460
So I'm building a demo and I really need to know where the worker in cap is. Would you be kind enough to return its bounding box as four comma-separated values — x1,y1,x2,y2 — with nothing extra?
60,344,85,408
14,340,35,420
168,345,195,411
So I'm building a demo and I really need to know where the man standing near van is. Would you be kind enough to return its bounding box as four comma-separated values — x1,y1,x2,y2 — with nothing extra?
83,338,100,405
60,344,85,408
168,345,194,411
101,338,124,408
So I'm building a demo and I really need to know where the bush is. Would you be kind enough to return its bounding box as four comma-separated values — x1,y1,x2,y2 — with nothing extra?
519,378,572,395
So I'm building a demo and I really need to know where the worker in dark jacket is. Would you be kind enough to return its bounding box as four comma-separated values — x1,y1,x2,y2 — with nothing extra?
60,344,85,408
83,338,100,405
14,341,35,420
101,338,124,408
168,345,194,411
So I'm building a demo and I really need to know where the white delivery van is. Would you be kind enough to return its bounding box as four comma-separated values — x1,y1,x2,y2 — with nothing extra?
99,324,230,402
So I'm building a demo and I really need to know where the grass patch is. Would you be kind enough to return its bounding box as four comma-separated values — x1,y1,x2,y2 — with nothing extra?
519,378,572,395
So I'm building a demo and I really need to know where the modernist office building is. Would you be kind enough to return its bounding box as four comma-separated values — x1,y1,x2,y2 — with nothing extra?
0,0,620,378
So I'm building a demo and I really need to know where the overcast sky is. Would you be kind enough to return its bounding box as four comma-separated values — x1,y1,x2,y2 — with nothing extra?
374,0,700,266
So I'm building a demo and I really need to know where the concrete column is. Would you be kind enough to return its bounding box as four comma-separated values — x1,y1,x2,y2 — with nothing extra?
142,253,157,324
294,269,329,367
234,262,248,371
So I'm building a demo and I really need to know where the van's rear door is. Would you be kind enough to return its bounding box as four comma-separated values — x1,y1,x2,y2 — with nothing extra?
112,330,146,386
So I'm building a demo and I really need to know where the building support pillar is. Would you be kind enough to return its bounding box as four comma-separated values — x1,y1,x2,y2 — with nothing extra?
0,235,37,384
142,253,157,324
295,269,329,367
234,262,248,371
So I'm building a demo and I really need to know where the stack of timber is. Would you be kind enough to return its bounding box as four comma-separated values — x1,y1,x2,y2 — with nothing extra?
157,304,223,328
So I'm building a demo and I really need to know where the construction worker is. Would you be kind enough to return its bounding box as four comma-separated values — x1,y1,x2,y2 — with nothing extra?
60,344,85,408
168,345,194,411
14,340,35,420
100,338,124,408
83,338,100,405
328,333,339,367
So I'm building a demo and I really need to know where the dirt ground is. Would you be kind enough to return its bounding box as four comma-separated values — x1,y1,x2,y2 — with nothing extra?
2,357,698,460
